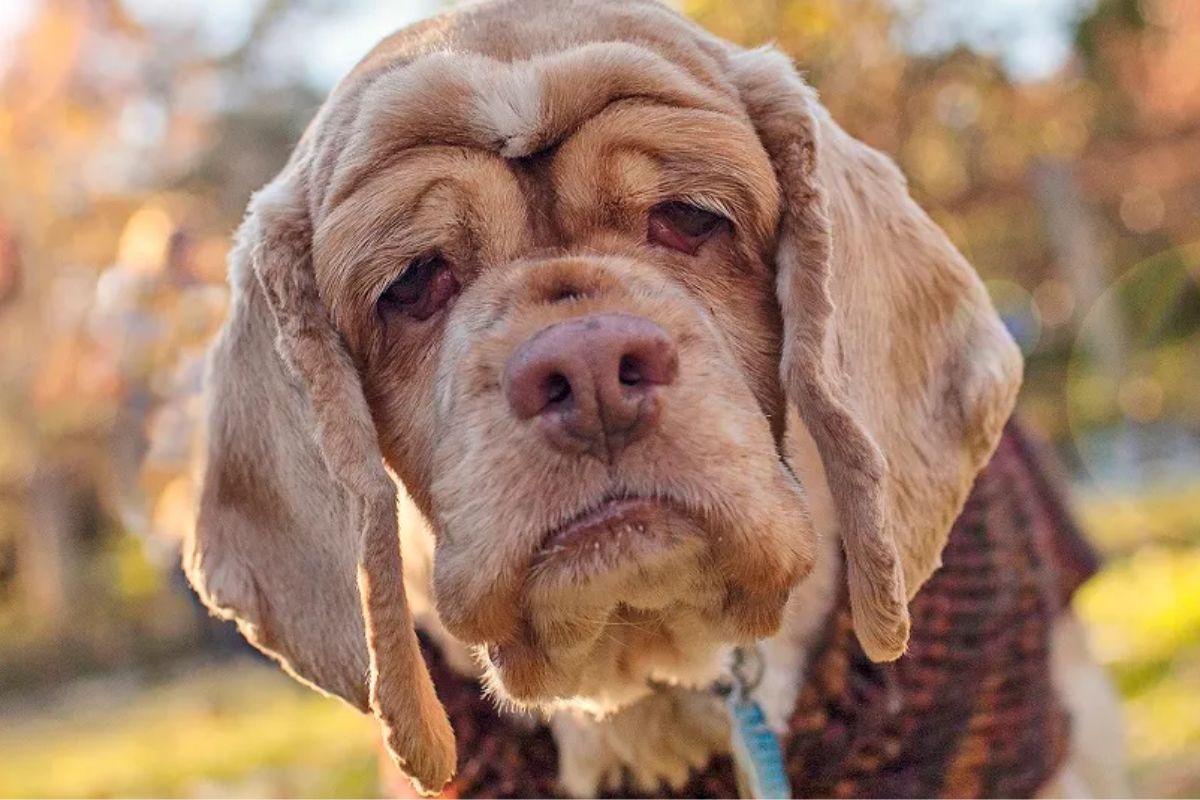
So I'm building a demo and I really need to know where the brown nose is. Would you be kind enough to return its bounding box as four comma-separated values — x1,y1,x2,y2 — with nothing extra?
503,313,678,460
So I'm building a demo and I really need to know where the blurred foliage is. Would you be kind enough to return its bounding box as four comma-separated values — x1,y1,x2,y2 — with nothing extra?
0,0,1197,797
686,0,1200,453
1078,483,1200,796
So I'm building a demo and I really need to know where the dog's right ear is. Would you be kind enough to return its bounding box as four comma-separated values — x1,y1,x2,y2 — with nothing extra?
184,175,455,795
728,47,1022,663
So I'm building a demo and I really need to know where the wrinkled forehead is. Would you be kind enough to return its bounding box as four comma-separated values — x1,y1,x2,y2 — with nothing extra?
301,10,750,221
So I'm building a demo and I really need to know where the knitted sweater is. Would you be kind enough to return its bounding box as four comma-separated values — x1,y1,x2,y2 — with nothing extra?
391,423,1100,798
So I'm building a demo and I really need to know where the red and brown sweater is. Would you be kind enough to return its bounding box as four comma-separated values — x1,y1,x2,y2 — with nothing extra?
392,423,1100,798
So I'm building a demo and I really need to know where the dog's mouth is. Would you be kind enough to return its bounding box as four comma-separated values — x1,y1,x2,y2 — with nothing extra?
530,493,706,583
487,493,723,705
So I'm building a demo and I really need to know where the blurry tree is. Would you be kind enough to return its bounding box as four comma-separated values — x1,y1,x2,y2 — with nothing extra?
0,0,320,680
686,0,1200,478
0,217,21,306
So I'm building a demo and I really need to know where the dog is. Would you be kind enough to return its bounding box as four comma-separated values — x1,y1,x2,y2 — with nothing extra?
184,1,1127,796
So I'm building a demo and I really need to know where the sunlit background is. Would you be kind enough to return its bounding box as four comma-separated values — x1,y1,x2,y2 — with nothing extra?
1,0,1198,796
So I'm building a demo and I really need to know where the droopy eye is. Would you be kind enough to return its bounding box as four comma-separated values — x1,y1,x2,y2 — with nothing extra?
647,201,729,255
378,253,460,321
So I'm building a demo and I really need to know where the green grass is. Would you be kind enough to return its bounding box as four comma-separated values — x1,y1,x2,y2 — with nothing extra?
0,660,379,798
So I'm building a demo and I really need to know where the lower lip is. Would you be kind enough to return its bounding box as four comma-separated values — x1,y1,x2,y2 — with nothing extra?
534,496,684,573
544,497,658,549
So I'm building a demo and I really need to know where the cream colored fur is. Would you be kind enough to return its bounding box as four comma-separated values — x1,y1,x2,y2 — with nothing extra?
185,0,1122,796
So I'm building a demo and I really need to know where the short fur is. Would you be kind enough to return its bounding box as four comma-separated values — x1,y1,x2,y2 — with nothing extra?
185,1,1121,796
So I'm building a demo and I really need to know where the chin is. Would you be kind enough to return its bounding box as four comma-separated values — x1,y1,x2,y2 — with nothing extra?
484,603,732,718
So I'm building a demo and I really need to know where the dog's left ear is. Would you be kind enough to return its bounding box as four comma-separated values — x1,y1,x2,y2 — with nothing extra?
185,170,455,794
728,48,1023,661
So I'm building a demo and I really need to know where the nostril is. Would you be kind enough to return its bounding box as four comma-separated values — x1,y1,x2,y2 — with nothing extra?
622,338,679,388
618,355,643,386
545,372,571,405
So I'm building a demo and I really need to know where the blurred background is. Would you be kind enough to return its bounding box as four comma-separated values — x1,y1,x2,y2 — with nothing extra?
0,0,1197,796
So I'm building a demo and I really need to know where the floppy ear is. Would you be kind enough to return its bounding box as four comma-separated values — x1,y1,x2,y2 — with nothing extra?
729,48,1023,661
183,176,455,794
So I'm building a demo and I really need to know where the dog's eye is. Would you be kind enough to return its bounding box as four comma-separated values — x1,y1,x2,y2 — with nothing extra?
378,253,459,321
647,201,729,255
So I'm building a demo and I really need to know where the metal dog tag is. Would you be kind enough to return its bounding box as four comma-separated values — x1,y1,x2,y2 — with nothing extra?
725,646,792,800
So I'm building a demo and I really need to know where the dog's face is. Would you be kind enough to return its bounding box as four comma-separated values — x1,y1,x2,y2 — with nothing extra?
185,0,1022,793
315,91,811,709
